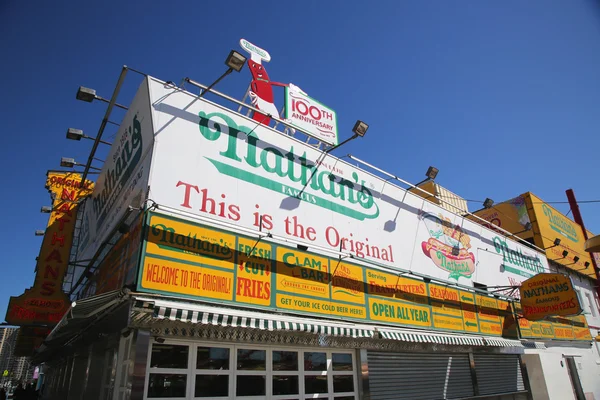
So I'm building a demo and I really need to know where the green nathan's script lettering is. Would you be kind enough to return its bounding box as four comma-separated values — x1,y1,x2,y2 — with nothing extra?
197,111,379,221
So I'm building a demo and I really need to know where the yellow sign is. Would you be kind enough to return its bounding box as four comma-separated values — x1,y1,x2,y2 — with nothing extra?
146,214,236,270
6,172,94,326
470,195,533,240
141,256,234,301
138,212,595,340
519,273,581,320
515,304,591,341
527,193,594,275
235,237,273,307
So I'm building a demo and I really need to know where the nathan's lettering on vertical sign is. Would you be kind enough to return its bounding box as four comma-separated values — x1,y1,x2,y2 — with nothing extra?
5,172,94,326
136,212,581,339
518,273,581,321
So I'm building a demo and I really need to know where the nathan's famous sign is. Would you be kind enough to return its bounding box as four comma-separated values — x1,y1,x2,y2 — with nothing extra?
6,172,93,326
519,273,581,321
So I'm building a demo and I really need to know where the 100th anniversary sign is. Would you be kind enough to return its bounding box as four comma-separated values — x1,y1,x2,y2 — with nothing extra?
519,273,582,321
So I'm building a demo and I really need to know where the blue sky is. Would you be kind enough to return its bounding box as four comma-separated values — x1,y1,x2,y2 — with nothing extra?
1,1,599,319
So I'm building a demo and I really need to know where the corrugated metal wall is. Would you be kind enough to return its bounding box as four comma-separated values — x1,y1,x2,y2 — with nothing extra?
368,351,474,400
367,351,525,400
473,354,524,396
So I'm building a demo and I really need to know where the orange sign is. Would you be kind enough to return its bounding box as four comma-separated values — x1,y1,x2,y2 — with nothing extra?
5,172,93,326
519,273,581,321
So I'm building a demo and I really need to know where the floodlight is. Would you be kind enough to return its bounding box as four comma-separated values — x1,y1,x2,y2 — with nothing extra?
34,230,45,236
225,50,247,72
451,247,460,256
41,206,52,213
483,198,494,209
352,120,369,137
562,250,569,258
584,262,590,267
66,128,84,141
573,256,580,263
554,238,561,246
60,157,76,168
76,86,97,102
426,166,439,180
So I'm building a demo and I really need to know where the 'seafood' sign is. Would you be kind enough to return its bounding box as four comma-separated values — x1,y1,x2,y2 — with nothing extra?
519,273,582,321
284,87,338,145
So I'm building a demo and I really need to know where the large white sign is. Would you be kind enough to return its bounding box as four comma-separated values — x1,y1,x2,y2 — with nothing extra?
76,78,154,263
284,87,338,145
145,77,547,292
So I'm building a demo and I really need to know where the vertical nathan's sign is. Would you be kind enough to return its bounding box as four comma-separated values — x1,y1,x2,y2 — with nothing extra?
5,171,94,326
284,87,338,145
518,273,582,321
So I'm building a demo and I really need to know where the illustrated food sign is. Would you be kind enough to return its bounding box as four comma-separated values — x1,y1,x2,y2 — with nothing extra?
518,273,582,321
6,172,94,326
145,76,547,288
470,195,533,239
527,193,595,276
284,87,338,145
138,212,522,337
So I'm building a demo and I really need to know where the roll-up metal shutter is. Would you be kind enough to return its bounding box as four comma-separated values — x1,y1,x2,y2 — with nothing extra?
368,351,474,400
473,354,525,396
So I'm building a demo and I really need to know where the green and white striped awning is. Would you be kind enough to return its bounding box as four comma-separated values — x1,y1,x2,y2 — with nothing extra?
380,329,485,346
133,296,522,348
153,303,374,338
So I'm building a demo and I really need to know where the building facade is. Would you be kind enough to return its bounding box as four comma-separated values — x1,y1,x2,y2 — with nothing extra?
15,42,598,400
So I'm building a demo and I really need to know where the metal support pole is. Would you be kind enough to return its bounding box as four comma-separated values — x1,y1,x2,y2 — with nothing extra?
565,189,600,298
81,66,129,184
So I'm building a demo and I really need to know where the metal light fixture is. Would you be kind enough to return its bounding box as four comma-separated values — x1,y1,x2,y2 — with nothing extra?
584,262,590,267
66,128,84,141
200,50,248,98
76,86,96,102
562,250,569,258
66,128,112,145
573,256,580,263
426,166,439,180
352,120,369,137
545,238,561,249
483,198,494,209
452,246,460,256
41,206,52,213
325,120,369,154
225,50,247,72
60,157,76,168
34,230,45,236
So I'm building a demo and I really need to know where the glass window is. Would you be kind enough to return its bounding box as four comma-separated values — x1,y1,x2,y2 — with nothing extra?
196,347,230,370
304,352,327,371
147,373,186,398
150,344,188,369
236,375,266,396
332,353,353,371
305,376,328,394
273,375,299,395
333,375,354,393
273,351,298,371
586,293,597,317
195,374,228,397
237,349,266,370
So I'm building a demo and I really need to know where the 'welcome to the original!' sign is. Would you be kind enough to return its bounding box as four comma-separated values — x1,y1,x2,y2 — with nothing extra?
519,273,582,321
137,212,590,341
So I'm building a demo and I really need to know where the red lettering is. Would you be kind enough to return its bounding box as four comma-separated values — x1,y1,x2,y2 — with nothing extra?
58,203,72,215
51,232,65,247
61,188,75,201
40,282,56,296
44,265,59,280
176,181,199,208
45,249,63,262
57,216,70,231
